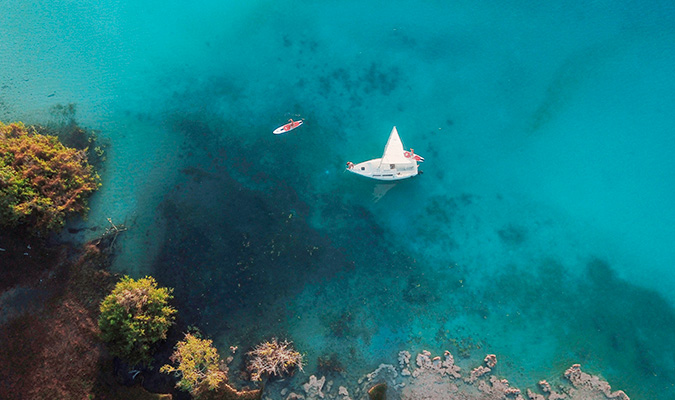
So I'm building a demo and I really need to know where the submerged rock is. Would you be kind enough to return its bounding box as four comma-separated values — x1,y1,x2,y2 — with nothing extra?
302,375,326,399
368,382,386,400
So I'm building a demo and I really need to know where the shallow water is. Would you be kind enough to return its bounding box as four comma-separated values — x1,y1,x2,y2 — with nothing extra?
2,0,675,397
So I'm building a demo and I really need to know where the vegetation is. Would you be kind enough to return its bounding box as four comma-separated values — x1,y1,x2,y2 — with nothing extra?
0,235,171,399
161,333,226,396
0,121,100,233
246,338,303,382
99,276,177,367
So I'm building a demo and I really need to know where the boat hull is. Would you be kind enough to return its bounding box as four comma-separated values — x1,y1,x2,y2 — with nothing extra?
347,158,418,181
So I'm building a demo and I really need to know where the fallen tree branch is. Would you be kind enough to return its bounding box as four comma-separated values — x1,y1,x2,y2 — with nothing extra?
95,217,128,250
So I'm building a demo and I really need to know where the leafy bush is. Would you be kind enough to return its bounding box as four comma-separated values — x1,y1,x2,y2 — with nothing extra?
99,276,177,367
0,121,100,233
161,333,226,396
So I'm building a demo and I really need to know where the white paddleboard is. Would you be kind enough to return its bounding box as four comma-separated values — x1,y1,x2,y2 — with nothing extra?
273,119,303,135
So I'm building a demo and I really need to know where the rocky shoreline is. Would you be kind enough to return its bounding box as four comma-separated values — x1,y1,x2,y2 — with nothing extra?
278,350,628,400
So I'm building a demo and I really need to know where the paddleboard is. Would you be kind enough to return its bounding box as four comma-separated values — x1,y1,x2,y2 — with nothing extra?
273,119,303,135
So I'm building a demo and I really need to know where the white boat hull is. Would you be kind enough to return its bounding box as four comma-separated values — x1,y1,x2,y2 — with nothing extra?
346,126,422,181
348,158,419,181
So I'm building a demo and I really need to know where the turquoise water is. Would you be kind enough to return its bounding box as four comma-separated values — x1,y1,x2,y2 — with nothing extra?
2,0,675,397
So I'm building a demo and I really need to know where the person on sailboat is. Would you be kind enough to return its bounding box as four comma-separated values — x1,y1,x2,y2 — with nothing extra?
405,148,424,162
346,161,354,169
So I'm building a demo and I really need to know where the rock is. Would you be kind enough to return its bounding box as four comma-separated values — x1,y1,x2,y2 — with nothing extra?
484,354,497,368
368,383,387,400
398,351,411,370
302,375,326,399
411,350,461,379
337,386,352,400
539,380,551,393
416,351,433,369
367,364,398,382
466,366,491,383
440,351,462,378
564,364,630,400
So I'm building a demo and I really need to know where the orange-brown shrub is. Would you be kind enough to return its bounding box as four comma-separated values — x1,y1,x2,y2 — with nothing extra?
0,121,100,233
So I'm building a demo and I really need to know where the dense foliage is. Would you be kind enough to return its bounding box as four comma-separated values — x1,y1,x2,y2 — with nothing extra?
161,333,226,396
99,276,177,367
0,121,100,233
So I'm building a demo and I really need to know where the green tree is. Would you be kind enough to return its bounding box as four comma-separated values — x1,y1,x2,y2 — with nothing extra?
0,121,100,233
161,333,226,396
99,276,177,367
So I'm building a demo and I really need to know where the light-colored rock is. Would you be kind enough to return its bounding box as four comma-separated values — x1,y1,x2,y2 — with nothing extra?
527,388,545,400
302,375,326,399
367,364,398,382
564,364,630,400
353,350,631,400
466,366,491,383
398,350,411,369
484,354,497,368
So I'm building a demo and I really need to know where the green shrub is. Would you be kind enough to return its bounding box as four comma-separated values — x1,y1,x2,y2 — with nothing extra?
0,121,100,233
161,333,226,396
99,276,177,367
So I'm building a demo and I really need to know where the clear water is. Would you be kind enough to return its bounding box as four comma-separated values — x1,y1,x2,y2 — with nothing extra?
2,0,675,398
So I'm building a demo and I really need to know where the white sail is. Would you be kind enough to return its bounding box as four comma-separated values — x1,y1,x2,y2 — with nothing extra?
346,126,422,181
379,127,412,167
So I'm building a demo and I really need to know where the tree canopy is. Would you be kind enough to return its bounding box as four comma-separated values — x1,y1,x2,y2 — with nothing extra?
0,121,100,233
161,333,227,396
99,276,177,367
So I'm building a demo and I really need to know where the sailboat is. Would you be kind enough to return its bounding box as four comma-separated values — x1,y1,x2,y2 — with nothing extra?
346,126,424,181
